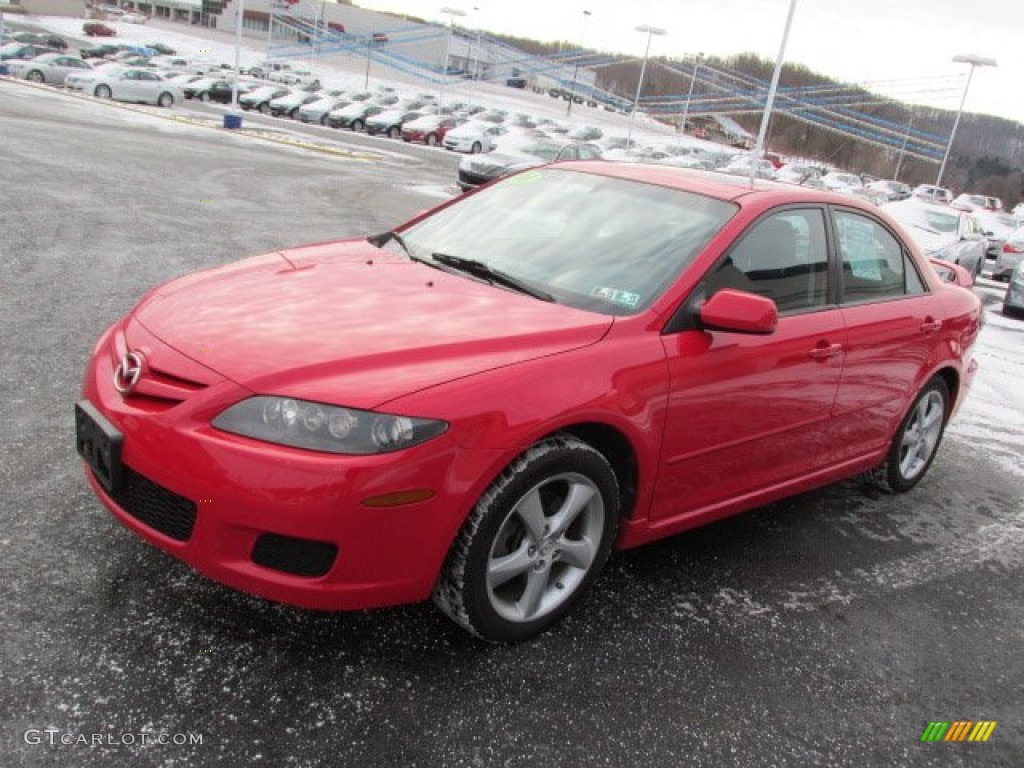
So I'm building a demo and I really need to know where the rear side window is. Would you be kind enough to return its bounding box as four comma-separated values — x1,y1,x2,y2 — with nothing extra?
834,211,924,303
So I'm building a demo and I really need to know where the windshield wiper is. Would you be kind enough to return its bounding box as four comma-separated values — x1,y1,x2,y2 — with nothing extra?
367,230,435,266
432,253,554,302
909,223,942,236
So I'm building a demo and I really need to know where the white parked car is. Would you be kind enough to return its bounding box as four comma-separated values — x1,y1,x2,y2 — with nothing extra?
912,184,953,205
65,62,123,92
121,11,147,23
719,155,777,180
7,53,92,85
442,121,508,153
89,67,183,108
821,171,863,192
268,67,320,90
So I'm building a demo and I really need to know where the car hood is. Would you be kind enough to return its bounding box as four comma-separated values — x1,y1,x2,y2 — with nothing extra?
132,239,613,409
898,225,954,253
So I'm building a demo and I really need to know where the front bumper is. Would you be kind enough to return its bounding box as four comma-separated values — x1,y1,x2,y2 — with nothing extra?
79,321,498,611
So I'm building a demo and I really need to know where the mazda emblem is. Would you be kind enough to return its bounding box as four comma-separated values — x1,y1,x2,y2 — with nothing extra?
113,351,144,394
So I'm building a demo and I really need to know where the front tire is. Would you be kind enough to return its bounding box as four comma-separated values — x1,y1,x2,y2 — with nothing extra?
351,119,364,131
258,102,270,114
870,378,949,493
426,133,438,146
158,92,174,108
433,436,619,642
27,70,45,83
471,141,482,154
94,84,111,99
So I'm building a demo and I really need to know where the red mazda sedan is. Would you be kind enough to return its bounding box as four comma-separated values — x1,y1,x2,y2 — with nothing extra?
76,163,981,641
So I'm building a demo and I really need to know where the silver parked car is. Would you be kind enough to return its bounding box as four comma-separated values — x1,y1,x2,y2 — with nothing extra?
1003,261,1024,317
7,52,92,85
882,198,988,277
993,228,1024,281
90,68,183,108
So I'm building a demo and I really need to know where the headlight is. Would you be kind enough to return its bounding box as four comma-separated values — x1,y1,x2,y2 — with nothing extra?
213,396,447,454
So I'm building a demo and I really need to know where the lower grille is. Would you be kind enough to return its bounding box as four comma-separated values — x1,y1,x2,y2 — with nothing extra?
107,466,197,542
252,534,337,578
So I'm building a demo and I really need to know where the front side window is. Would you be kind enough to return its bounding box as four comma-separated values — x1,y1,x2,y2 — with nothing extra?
706,209,829,313
835,210,923,302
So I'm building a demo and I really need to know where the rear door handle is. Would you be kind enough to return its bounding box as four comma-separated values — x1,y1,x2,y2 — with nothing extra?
921,317,942,333
808,343,843,360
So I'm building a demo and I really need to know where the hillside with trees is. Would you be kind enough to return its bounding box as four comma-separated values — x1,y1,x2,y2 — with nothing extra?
492,34,1023,203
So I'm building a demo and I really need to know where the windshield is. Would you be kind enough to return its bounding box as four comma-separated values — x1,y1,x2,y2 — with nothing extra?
399,168,736,316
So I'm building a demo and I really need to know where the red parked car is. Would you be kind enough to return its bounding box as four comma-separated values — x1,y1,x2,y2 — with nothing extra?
76,164,981,641
83,22,117,37
400,114,464,146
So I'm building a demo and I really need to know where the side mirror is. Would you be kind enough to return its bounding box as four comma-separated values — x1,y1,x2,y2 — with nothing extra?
698,289,778,335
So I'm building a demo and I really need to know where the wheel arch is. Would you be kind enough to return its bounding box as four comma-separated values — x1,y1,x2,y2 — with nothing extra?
932,365,959,420
554,422,639,520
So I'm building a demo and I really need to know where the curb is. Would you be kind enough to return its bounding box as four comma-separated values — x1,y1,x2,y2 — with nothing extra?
0,75,389,163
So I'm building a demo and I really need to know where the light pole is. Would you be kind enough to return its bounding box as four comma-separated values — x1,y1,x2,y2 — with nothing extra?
894,108,914,181
438,6,467,109
748,0,798,185
679,51,703,135
364,34,372,89
231,0,245,112
626,24,667,145
468,5,480,82
265,0,275,71
936,54,997,187
566,9,591,117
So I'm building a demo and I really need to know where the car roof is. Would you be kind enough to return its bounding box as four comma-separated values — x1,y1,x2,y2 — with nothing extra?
559,161,879,207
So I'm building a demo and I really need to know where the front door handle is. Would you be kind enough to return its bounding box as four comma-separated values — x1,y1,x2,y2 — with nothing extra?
808,342,843,360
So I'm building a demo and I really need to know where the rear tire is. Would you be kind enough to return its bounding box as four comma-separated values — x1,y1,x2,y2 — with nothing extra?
94,84,111,99
351,119,364,131
388,126,400,139
471,141,482,154
868,377,949,493
158,92,174,108
426,133,438,146
433,435,619,642
259,102,270,114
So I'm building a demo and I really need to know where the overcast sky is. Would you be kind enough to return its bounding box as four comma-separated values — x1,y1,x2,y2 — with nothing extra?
355,0,1024,125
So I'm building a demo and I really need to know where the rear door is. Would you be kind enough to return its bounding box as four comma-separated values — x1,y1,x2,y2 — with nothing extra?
825,207,938,464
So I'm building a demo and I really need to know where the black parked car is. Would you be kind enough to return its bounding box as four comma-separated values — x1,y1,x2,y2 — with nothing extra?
0,43,57,61
146,42,177,56
185,79,244,104
79,44,123,59
12,32,68,51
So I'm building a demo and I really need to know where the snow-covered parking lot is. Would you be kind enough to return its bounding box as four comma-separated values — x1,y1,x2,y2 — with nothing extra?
1,71,1022,768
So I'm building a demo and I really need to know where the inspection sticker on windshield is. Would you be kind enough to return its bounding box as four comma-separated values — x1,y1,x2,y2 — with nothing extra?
508,170,543,185
592,286,640,308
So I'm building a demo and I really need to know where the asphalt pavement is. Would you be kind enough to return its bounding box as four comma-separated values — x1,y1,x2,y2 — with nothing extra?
1,81,1021,768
